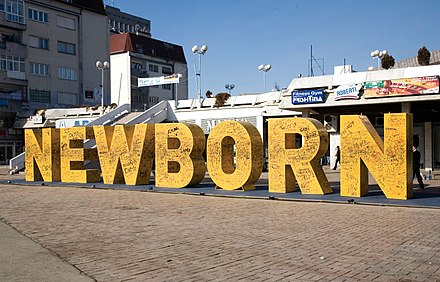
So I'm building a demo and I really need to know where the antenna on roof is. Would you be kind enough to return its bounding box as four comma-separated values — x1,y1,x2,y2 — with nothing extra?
308,45,325,77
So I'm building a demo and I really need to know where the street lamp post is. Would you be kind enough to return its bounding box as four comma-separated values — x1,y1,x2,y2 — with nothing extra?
96,60,110,114
225,83,235,95
370,50,387,69
258,64,271,93
192,44,208,108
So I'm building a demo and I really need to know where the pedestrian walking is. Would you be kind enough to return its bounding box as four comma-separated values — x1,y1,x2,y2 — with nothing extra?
413,145,424,189
333,146,340,170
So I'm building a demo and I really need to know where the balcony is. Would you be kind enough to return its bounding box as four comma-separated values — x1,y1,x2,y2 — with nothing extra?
7,71,26,80
0,41,27,58
0,12,26,30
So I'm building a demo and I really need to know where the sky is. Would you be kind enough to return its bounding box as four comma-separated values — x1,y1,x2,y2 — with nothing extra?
108,0,440,99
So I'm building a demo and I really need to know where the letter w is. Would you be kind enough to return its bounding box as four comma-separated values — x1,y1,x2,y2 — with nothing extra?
94,125,155,185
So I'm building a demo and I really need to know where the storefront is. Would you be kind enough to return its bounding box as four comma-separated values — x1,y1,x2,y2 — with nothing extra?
280,65,440,174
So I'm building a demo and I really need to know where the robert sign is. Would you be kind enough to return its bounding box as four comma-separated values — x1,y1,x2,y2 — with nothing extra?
25,113,413,200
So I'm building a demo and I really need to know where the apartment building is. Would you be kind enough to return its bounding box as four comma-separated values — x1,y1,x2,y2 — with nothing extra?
105,5,150,37
0,0,108,165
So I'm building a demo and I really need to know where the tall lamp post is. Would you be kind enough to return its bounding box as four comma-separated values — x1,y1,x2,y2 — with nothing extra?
192,44,208,108
370,50,387,69
225,83,235,95
258,64,271,93
96,60,110,114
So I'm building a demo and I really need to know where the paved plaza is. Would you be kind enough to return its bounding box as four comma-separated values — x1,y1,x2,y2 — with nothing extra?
1,167,440,281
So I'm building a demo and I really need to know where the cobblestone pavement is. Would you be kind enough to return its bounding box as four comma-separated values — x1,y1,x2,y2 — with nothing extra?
1,167,440,281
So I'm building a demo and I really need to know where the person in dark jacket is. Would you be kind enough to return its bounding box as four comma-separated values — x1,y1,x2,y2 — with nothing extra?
333,146,340,170
413,145,424,189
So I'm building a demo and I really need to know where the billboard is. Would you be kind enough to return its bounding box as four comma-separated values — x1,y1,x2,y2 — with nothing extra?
138,74,181,87
364,76,439,98
334,84,361,100
291,89,324,105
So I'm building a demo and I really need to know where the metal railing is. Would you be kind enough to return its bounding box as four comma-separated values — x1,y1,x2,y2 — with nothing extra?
9,103,131,174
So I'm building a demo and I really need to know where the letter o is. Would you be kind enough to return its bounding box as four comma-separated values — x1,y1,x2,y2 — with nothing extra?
207,121,263,191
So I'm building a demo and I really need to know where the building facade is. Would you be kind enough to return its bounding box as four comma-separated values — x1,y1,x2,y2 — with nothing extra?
280,64,440,175
105,5,150,37
0,0,108,165
110,33,187,111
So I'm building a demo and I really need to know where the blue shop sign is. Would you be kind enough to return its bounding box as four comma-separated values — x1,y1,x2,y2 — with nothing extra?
291,89,324,105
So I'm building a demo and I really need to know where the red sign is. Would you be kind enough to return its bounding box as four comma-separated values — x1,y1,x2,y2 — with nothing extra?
364,76,439,98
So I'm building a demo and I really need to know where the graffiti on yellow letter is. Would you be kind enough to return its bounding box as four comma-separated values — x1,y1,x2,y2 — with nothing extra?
25,128,60,182
155,123,206,188
94,124,155,185
207,121,263,191
268,117,331,194
340,113,413,200
60,127,100,183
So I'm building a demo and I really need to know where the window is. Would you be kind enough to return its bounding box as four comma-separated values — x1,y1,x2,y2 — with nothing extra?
29,36,49,50
162,84,171,90
29,89,50,103
30,62,49,76
57,67,76,80
0,55,25,72
162,67,172,75
149,96,159,105
57,41,75,55
28,8,48,23
6,0,24,24
58,92,77,105
57,15,75,30
149,64,158,72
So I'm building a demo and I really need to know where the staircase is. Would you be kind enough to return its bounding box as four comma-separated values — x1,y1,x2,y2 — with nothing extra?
9,104,130,174
9,101,170,174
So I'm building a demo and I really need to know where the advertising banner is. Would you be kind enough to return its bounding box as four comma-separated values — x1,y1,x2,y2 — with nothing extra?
334,84,361,100
364,76,439,98
138,74,181,87
55,118,96,128
0,90,22,100
291,89,324,105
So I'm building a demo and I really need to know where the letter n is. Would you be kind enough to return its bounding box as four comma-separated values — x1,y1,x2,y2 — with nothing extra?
268,118,332,194
155,123,206,188
25,128,61,182
94,124,155,185
340,113,413,200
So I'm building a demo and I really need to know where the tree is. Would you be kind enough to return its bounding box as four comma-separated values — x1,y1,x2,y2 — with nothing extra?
417,46,431,66
205,90,213,98
214,93,230,108
381,54,395,70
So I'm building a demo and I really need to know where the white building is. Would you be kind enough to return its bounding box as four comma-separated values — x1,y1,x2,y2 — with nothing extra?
110,33,187,111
